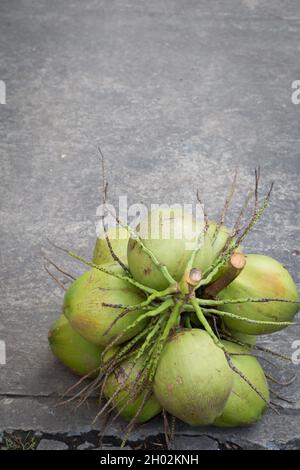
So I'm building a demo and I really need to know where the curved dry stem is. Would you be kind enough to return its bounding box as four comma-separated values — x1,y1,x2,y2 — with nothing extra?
191,298,224,348
198,177,274,289
59,367,102,403
185,191,209,274
236,181,274,247
255,354,281,370
219,333,292,362
59,373,101,407
203,307,294,327
121,389,152,448
253,345,292,362
44,263,67,291
219,169,238,227
266,372,296,387
97,145,130,274
67,250,156,294
207,169,238,251
233,191,253,235
102,228,130,273
43,254,76,280
92,382,126,424
269,389,295,404
97,408,114,450
199,297,300,307
162,408,172,450
225,352,275,412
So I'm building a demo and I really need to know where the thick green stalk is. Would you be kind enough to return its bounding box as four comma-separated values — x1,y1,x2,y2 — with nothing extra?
106,321,156,365
191,298,224,349
134,313,168,363
148,301,184,382
102,286,176,337
68,250,156,294
101,298,174,358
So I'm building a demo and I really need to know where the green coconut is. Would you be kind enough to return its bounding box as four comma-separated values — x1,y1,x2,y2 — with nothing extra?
48,315,102,377
63,262,147,347
103,353,162,423
153,329,233,426
218,254,299,335
227,330,257,348
127,208,214,290
214,340,269,427
93,226,129,265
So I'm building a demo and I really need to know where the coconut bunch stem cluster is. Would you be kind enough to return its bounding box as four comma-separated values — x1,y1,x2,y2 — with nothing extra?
47,168,299,444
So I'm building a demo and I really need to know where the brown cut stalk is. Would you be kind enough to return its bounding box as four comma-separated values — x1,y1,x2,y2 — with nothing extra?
203,252,246,298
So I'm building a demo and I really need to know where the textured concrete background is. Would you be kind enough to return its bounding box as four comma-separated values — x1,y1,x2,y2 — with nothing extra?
0,0,300,450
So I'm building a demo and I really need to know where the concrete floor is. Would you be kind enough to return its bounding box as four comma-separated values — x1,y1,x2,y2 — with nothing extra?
0,0,299,450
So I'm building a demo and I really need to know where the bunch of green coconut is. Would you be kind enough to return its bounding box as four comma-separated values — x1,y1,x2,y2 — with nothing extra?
48,176,299,440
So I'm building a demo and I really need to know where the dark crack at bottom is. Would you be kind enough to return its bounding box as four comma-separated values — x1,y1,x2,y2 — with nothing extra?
2,429,299,450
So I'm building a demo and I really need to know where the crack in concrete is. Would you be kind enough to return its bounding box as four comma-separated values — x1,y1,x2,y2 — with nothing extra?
1,429,299,450
0,430,169,450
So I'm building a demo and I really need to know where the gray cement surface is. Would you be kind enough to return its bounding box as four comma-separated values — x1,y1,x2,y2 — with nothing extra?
0,0,300,450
